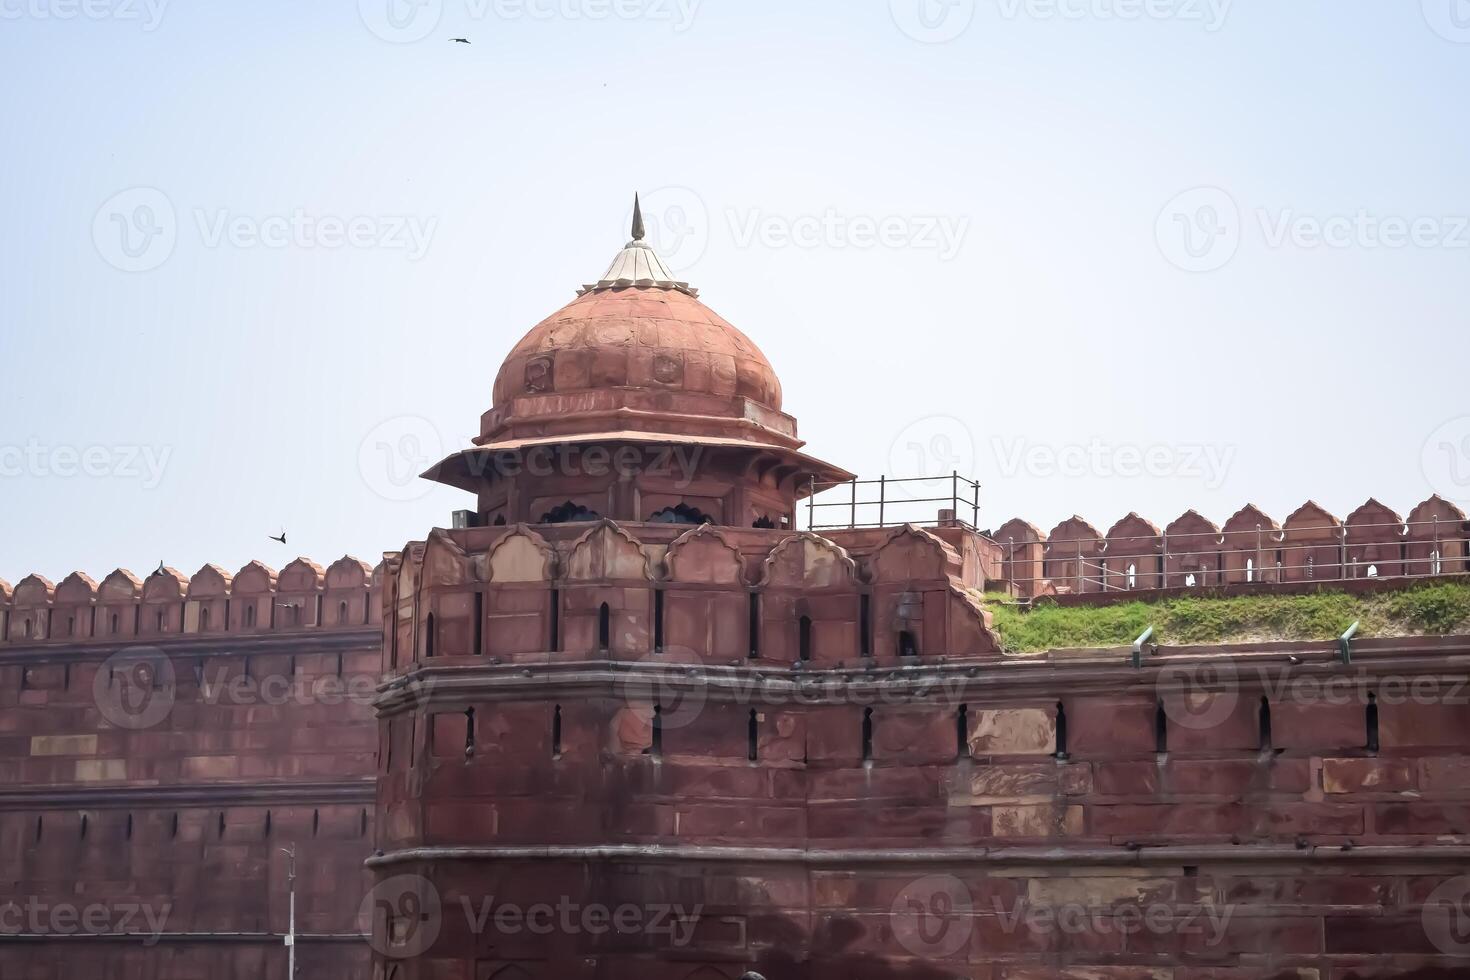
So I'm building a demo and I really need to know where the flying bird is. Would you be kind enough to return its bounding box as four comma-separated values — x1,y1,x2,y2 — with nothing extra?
268,530,287,545
450,37,470,44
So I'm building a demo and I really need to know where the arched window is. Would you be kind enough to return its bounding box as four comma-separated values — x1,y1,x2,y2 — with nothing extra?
648,504,713,526
1246,558,1255,583
540,501,600,525
752,515,776,529
199,607,210,631
1367,564,1379,579
1126,563,1137,590
244,605,257,628
338,600,348,624
898,630,918,658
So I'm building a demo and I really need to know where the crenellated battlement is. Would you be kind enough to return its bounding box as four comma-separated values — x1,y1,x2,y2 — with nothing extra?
0,556,384,646
384,520,1008,673
995,493,1469,598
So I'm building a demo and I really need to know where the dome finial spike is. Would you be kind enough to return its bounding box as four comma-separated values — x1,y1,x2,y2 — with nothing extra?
631,193,646,242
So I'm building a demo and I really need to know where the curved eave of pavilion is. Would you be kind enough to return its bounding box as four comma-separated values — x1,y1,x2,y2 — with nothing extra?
422,431,854,497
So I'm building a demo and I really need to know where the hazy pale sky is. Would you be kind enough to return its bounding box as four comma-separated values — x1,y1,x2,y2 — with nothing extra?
3,0,1469,583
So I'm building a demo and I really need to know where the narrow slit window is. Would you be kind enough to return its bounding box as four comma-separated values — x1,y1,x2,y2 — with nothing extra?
549,588,561,652
1258,696,1273,751
861,708,874,764
748,709,759,762
312,809,320,837
1055,701,1069,760
651,704,663,758
653,589,664,653
598,603,611,652
956,704,970,760
748,592,760,659
1366,693,1380,754
552,704,563,759
859,593,871,658
464,707,476,759
424,612,435,658
473,592,484,656
1155,700,1168,753
798,615,812,662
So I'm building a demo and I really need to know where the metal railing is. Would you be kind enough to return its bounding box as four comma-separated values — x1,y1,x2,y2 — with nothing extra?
804,473,981,532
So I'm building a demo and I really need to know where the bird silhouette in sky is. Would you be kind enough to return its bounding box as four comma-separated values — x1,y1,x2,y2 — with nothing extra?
450,37,470,44
268,530,287,545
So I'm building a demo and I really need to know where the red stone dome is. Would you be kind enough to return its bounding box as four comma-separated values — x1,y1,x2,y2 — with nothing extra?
491,286,784,414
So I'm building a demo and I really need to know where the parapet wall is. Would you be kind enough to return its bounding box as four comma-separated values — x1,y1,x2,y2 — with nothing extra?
0,555,384,646
384,521,1007,673
995,494,1470,598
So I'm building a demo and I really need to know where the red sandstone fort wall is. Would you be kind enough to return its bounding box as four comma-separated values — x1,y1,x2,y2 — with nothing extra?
368,520,1470,978
0,556,385,979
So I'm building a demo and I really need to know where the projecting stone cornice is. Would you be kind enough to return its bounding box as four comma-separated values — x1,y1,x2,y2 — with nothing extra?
373,638,1470,714
0,778,376,810
0,625,381,665
366,842,1470,870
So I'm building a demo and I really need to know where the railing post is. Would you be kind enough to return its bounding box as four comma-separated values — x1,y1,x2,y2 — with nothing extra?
952,470,959,525
807,477,815,530
850,479,857,530
878,476,886,528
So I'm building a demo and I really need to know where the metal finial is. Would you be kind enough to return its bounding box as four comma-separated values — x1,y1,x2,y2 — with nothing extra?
631,193,646,241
